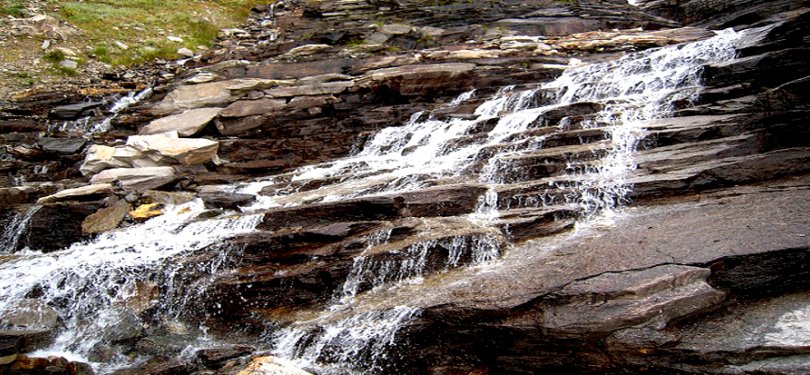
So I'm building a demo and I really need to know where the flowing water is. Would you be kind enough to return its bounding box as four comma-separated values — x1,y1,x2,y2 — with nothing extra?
0,28,744,374
48,88,153,136
0,205,40,254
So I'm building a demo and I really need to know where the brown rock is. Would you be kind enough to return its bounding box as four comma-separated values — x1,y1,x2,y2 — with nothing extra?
82,199,131,234
36,184,114,204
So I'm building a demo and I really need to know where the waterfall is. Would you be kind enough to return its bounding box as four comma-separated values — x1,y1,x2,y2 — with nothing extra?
50,88,153,136
262,29,744,373
0,200,260,372
0,26,745,374
0,205,40,254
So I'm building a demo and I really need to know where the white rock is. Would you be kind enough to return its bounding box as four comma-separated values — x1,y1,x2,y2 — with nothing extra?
177,47,194,57
140,107,221,136
80,145,131,176
59,59,78,69
90,167,178,191
167,36,183,43
114,41,129,50
126,131,219,165
380,23,412,35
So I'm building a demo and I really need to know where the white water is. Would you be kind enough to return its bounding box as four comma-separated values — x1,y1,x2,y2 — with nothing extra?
50,88,153,135
0,28,744,374
0,200,260,371
0,205,40,254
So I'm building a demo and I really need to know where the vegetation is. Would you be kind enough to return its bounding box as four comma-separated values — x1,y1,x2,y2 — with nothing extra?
50,0,267,66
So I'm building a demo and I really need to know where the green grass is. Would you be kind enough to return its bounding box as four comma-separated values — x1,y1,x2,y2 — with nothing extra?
45,0,268,66
0,0,27,17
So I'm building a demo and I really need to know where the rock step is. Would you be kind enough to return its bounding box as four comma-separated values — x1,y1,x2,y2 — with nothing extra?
214,217,501,314
257,184,488,231
490,205,580,242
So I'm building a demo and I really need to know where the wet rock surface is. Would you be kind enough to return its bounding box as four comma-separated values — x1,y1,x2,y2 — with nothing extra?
1,0,809,374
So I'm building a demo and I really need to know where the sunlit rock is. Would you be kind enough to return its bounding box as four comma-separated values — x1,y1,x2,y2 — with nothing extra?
139,107,221,136
81,199,131,234
36,184,114,204
236,356,313,375
79,145,130,177
152,79,293,115
126,132,219,166
90,167,177,191
128,203,165,221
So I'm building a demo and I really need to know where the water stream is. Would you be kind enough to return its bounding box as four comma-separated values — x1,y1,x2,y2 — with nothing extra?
0,28,744,374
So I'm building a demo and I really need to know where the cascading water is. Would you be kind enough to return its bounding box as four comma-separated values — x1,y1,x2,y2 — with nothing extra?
0,205,40,254
260,29,743,373
49,88,153,136
0,201,260,371
0,26,744,374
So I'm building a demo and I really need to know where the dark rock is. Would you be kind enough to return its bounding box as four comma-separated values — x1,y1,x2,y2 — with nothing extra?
37,138,87,154
49,102,103,120
24,201,103,252
195,345,253,369
198,190,256,210
0,330,56,354
258,196,401,231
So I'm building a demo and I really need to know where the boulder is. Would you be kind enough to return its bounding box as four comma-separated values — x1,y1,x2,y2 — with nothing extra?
139,107,221,136
4,355,94,375
23,202,102,252
285,44,331,56
79,145,131,177
126,132,219,166
81,199,131,234
36,184,114,204
264,81,354,98
236,356,313,375
0,330,56,354
0,188,32,209
90,167,178,191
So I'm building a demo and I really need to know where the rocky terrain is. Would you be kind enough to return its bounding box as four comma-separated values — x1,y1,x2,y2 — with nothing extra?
1,0,809,374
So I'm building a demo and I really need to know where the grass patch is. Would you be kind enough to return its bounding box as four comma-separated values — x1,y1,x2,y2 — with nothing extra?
46,0,268,66
0,0,27,17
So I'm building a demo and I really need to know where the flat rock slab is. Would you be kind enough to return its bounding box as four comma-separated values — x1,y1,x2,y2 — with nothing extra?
541,265,725,335
36,183,113,204
90,167,177,192
139,107,221,136
37,137,86,154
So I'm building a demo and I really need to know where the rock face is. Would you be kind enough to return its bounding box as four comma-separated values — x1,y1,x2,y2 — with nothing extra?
1,0,810,374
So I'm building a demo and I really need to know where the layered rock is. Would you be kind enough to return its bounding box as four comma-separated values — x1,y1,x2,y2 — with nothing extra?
1,0,810,374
